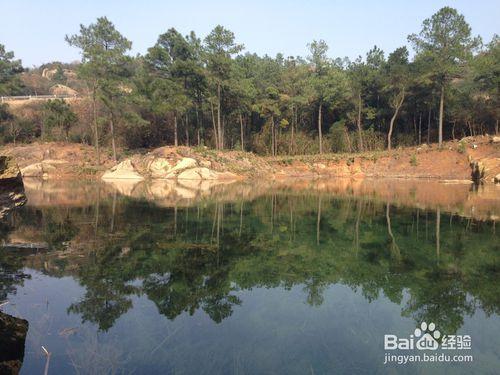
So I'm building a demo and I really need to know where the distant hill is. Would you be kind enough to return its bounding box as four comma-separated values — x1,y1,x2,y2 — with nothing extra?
19,62,85,96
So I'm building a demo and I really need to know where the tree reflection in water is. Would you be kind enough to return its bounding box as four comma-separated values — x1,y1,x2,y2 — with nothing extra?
1,179,498,336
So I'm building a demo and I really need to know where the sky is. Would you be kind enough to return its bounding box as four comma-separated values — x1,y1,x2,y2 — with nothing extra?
1,0,499,67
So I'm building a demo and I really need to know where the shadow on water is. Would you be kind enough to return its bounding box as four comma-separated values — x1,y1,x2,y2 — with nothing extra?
0,178,499,373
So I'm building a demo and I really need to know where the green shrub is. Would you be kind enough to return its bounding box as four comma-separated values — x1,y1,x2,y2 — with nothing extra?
410,154,418,166
328,120,350,153
457,141,466,154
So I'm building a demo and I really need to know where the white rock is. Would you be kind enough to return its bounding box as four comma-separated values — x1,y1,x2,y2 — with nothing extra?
170,157,198,173
199,160,212,168
21,162,56,177
177,167,218,180
148,157,172,178
102,159,144,180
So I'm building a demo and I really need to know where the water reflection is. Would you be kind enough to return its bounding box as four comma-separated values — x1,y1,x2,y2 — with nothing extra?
0,178,499,373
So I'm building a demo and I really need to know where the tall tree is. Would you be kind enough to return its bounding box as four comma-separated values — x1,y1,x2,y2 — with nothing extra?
204,25,243,149
308,40,330,154
66,17,132,162
384,47,411,150
0,44,23,96
469,35,499,134
408,7,481,147
348,57,370,151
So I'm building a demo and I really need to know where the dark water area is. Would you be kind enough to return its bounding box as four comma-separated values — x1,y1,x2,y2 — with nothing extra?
0,179,499,374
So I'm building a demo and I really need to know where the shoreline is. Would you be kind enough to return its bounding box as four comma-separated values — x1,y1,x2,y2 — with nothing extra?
1,135,499,183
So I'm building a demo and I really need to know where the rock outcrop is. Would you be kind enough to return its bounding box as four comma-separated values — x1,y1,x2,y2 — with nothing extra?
101,160,144,180
148,157,173,178
102,155,241,182
178,167,218,180
0,156,26,219
20,159,67,178
0,311,29,375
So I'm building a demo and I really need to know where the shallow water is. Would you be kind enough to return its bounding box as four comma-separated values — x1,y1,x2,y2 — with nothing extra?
1,179,499,374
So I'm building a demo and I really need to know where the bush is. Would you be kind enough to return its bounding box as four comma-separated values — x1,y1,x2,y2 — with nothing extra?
457,140,466,154
395,133,415,148
328,120,350,153
42,99,78,140
410,154,418,166
251,124,322,156
352,127,385,152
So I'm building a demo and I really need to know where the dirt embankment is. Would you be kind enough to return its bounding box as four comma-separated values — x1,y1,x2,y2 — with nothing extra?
1,136,499,182
270,136,500,182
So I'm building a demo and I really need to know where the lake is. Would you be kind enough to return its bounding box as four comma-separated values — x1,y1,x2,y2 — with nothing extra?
1,178,499,374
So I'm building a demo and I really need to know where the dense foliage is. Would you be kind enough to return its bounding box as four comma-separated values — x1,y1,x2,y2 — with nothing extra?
0,7,498,156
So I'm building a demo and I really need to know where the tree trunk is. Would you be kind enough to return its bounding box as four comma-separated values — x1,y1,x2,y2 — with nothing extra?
427,106,431,144
318,102,323,154
387,89,405,151
239,113,245,151
92,86,100,165
271,116,275,156
496,119,498,134
316,196,322,245
344,126,353,153
221,116,225,149
438,84,444,147
290,105,295,155
109,110,117,162
418,112,422,145
217,83,223,149
174,114,178,147
357,93,364,152
185,113,189,146
210,102,218,149
386,203,400,259
195,107,200,146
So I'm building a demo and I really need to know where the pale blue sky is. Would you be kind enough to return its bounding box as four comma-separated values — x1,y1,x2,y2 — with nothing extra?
2,0,499,67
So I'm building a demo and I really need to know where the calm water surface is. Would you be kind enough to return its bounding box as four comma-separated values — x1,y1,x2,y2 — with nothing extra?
1,178,499,374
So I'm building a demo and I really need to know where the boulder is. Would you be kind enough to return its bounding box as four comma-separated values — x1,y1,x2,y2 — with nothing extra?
492,136,500,143
0,311,29,375
49,83,78,96
148,157,172,178
0,156,22,182
102,159,144,180
170,157,198,173
494,174,500,184
21,162,56,178
177,167,218,180
0,156,26,219
199,160,212,168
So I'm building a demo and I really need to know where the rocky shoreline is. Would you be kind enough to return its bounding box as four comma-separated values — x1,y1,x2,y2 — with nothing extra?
0,135,499,183
0,156,27,220
0,311,29,375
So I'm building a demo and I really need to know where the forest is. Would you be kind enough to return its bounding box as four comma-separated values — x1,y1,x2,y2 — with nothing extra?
0,6,498,159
